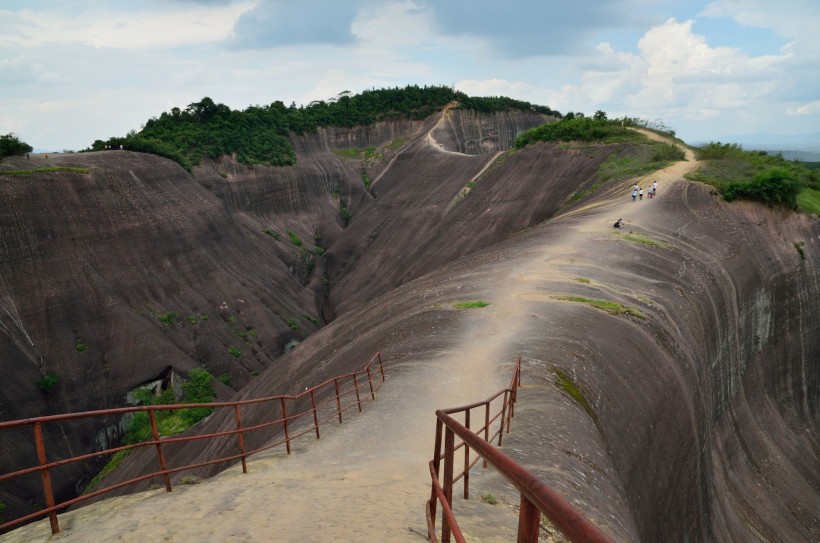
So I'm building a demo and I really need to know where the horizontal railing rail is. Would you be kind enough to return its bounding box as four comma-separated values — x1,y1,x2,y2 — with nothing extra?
426,356,613,543
0,352,385,535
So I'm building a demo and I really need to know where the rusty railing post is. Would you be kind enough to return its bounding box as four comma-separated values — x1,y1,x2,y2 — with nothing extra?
353,374,362,412
517,494,541,543
483,403,491,468
311,389,320,439
234,404,247,474
429,418,444,535
280,397,291,454
498,390,508,446
441,427,456,543
334,378,343,423
463,409,470,500
34,422,59,534
366,366,376,400
378,351,385,381
149,408,172,492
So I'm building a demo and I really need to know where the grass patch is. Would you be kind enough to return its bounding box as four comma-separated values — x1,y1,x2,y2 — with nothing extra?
333,146,377,161
186,316,198,325
388,137,408,150
597,143,682,181
553,295,646,319
340,206,352,226
301,313,319,326
0,167,90,176
179,475,201,485
619,232,675,249
797,187,820,214
282,316,300,331
286,230,302,246
263,228,282,241
83,450,131,494
75,342,87,352
227,346,241,357
453,301,490,310
553,368,598,426
479,492,498,505
572,277,591,284
217,374,231,385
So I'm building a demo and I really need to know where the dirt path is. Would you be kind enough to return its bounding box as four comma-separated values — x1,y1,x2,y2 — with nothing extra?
2,133,699,543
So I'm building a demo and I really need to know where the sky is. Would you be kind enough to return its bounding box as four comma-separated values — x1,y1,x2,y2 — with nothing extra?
1,0,819,152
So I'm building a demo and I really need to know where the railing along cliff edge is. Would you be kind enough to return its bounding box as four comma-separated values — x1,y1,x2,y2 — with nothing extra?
0,352,385,535
426,355,613,543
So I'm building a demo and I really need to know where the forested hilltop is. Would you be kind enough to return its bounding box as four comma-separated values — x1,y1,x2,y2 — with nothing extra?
87,85,560,171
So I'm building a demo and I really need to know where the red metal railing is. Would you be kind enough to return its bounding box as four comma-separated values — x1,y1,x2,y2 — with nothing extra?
0,352,385,535
426,356,613,543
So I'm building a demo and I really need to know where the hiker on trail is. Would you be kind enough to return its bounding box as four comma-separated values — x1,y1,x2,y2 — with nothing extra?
653,180,658,194
633,183,639,193
639,188,644,200
649,187,654,199
613,218,624,228
632,188,637,202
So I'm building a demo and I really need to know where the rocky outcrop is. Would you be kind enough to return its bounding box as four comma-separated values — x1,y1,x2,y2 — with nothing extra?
0,108,551,522
1,107,816,541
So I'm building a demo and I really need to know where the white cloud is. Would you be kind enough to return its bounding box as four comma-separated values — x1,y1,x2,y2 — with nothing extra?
0,2,253,50
787,101,820,116
351,1,433,47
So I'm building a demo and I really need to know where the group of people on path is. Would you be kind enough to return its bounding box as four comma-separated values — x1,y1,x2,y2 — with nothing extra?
631,181,658,202
615,179,660,228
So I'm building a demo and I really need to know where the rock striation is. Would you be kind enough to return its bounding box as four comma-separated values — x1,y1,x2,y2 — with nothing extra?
0,107,817,541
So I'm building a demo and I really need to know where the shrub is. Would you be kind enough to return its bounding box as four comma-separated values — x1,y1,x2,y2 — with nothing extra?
36,373,58,394
340,206,352,226
158,311,178,325
0,133,33,157
75,342,87,352
283,317,300,331
217,374,232,385
722,167,801,208
227,346,241,357
186,316,198,325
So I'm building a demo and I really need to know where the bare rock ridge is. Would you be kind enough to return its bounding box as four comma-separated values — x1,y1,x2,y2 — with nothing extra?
1,108,818,541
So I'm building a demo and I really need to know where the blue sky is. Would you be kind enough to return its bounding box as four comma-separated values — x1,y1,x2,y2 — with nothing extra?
1,0,819,151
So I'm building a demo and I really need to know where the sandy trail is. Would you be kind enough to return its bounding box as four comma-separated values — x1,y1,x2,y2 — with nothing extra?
2,135,699,543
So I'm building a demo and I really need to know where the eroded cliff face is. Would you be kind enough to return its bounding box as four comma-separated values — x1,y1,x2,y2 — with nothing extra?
0,109,551,521
1,108,816,541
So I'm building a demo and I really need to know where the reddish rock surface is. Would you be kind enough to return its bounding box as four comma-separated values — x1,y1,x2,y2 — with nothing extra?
1,110,817,541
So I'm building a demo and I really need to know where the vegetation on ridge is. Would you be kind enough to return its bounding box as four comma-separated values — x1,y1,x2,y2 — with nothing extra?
0,133,33,158
687,142,820,210
85,86,560,171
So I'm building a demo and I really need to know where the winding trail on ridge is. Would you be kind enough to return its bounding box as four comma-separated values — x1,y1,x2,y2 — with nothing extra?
2,133,701,543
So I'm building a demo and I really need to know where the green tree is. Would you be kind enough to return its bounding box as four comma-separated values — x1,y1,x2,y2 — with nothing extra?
0,133,33,157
